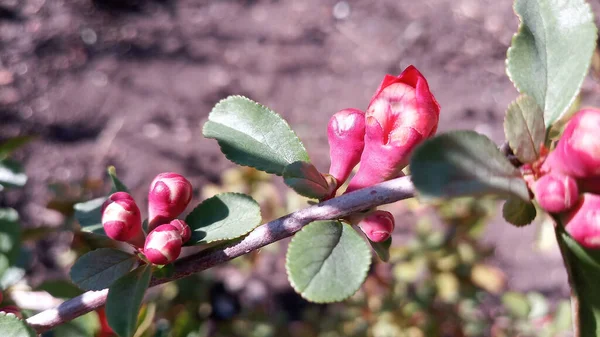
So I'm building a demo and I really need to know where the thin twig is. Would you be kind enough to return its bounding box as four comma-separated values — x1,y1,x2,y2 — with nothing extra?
26,176,416,333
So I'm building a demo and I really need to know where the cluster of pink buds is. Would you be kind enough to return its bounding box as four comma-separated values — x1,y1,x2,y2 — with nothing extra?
531,108,600,248
327,65,439,240
101,172,193,265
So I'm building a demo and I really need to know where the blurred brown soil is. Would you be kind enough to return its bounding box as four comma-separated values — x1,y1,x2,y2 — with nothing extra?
2,0,600,306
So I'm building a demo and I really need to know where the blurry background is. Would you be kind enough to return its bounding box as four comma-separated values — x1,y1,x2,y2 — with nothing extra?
1,0,600,336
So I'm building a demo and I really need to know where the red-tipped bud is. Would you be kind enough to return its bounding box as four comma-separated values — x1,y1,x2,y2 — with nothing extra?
0,305,22,318
358,210,395,242
101,192,145,247
534,173,579,213
168,219,191,244
148,172,193,231
143,224,183,265
564,193,600,249
347,65,440,192
546,108,600,178
327,108,366,185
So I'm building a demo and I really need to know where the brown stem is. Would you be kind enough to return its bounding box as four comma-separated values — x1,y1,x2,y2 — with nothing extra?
26,176,416,333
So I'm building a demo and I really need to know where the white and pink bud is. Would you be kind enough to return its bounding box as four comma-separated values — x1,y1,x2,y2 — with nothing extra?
327,108,366,185
148,172,193,231
358,210,395,242
168,219,191,244
143,224,183,265
534,173,579,213
101,192,145,247
564,193,600,249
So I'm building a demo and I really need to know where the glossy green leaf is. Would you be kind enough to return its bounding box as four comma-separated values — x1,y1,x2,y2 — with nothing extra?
37,280,84,298
203,95,310,175
370,237,392,262
70,248,137,291
283,161,333,199
504,95,545,163
185,193,261,245
286,221,371,303
0,208,21,265
74,197,107,235
0,159,27,189
410,131,529,201
0,313,36,337
108,166,129,194
559,228,600,336
106,264,152,337
506,0,597,128
502,197,536,227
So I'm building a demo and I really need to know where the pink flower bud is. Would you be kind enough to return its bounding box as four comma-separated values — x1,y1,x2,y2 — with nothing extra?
358,210,395,242
101,192,145,247
168,219,191,244
327,108,366,185
546,108,600,178
148,172,193,231
347,65,440,192
534,173,579,213
143,224,183,265
564,193,600,249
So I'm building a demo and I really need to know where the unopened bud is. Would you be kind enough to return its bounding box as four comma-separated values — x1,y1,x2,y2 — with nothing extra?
101,192,145,247
327,108,366,185
534,173,579,213
564,193,600,249
347,65,440,192
168,219,191,244
546,108,600,178
148,172,193,231
358,210,395,242
144,224,183,265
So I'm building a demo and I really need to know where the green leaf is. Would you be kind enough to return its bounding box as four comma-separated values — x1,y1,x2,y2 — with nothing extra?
106,264,152,337
0,136,35,160
74,197,107,235
283,161,333,199
108,166,129,194
285,221,371,303
504,95,545,163
203,95,310,175
37,280,84,298
558,228,600,336
410,131,530,201
502,197,536,227
70,248,137,291
0,159,27,189
0,312,36,337
370,237,392,262
506,0,597,128
185,193,261,245
0,208,21,265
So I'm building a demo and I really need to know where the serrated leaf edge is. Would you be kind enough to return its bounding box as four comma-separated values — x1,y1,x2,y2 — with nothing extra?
0,311,36,336
186,192,262,244
284,221,371,303
202,95,309,175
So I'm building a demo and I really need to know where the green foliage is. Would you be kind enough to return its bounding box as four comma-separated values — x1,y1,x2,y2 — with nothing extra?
70,248,137,291
558,228,600,336
502,197,537,227
0,312,36,337
74,197,106,235
106,264,152,337
36,280,84,298
410,131,530,201
108,166,129,193
504,95,545,163
203,95,310,175
0,159,27,190
506,0,597,128
51,312,100,337
0,136,34,160
285,221,371,303
185,193,262,245
0,209,21,276
370,237,392,262
283,161,334,200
